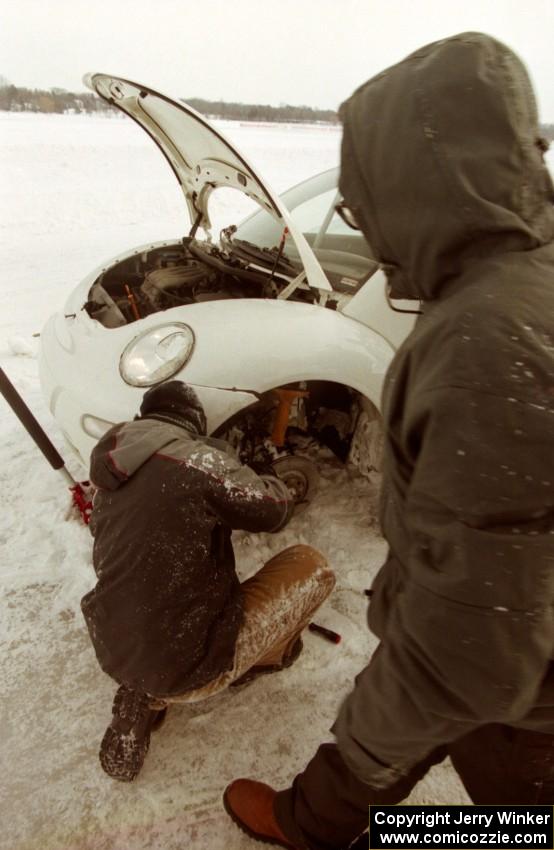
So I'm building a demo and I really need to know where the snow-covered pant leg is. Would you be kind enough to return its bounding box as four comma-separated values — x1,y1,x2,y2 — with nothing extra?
238,544,335,667
162,544,334,704
449,724,554,803
274,742,447,850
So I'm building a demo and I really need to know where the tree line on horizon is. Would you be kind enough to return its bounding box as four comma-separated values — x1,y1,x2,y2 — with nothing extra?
1,81,554,140
0,82,339,124
183,96,338,124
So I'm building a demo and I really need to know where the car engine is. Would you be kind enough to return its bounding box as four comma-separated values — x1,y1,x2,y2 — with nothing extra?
84,240,308,328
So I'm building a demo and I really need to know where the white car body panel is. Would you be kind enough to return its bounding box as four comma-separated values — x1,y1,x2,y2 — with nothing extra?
341,267,417,349
40,287,397,463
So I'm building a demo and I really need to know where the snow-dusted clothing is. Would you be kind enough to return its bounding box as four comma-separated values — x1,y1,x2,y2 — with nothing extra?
275,31,554,846
152,544,335,705
82,417,293,697
335,29,554,787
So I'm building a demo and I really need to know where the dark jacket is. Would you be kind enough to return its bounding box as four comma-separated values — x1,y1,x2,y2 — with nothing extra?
334,32,554,788
81,418,292,697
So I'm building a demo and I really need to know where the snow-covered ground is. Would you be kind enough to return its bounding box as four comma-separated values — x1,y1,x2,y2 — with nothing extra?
0,110,489,850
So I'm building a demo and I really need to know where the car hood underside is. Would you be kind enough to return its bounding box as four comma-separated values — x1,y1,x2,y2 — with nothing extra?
84,73,331,291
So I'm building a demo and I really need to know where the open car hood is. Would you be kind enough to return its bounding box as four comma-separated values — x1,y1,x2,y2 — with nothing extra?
84,73,331,291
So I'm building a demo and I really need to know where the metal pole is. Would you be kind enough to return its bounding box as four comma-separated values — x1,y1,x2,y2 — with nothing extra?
0,367,77,484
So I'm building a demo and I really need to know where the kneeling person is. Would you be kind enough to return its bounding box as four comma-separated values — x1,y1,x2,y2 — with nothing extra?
81,381,334,781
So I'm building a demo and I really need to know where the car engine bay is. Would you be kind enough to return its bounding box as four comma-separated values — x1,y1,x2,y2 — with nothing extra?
84,240,317,328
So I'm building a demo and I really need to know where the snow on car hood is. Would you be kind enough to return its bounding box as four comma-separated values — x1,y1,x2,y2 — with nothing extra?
84,73,331,291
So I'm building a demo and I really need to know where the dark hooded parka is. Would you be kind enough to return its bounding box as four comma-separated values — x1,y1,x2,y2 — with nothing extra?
334,32,554,787
81,389,292,699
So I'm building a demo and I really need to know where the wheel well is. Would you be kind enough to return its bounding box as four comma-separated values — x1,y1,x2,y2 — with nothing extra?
212,379,383,482
212,380,380,449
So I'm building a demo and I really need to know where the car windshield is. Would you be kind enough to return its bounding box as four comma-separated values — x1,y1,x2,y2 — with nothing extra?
233,167,374,266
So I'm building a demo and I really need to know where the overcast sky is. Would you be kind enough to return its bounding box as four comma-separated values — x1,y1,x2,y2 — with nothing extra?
2,0,554,119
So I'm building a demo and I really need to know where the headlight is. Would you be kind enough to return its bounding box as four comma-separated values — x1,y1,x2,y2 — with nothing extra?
119,323,195,387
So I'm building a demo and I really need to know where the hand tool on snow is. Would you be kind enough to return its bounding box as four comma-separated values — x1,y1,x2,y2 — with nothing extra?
308,622,342,644
0,367,93,524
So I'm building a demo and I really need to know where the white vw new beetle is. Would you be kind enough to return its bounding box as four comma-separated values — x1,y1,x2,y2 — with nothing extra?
39,74,417,506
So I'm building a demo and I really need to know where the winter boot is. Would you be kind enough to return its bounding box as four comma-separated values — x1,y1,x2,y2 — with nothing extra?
230,638,303,688
223,779,299,849
99,685,167,782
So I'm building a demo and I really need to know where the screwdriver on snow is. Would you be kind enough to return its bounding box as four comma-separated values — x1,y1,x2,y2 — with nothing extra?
309,622,341,644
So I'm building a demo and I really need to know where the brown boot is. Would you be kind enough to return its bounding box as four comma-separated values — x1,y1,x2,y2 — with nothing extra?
223,779,299,848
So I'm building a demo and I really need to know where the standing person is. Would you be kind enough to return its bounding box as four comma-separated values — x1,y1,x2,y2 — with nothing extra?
223,31,554,848
82,380,335,782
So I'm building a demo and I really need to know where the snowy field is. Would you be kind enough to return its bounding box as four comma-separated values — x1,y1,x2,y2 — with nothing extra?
3,108,523,850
